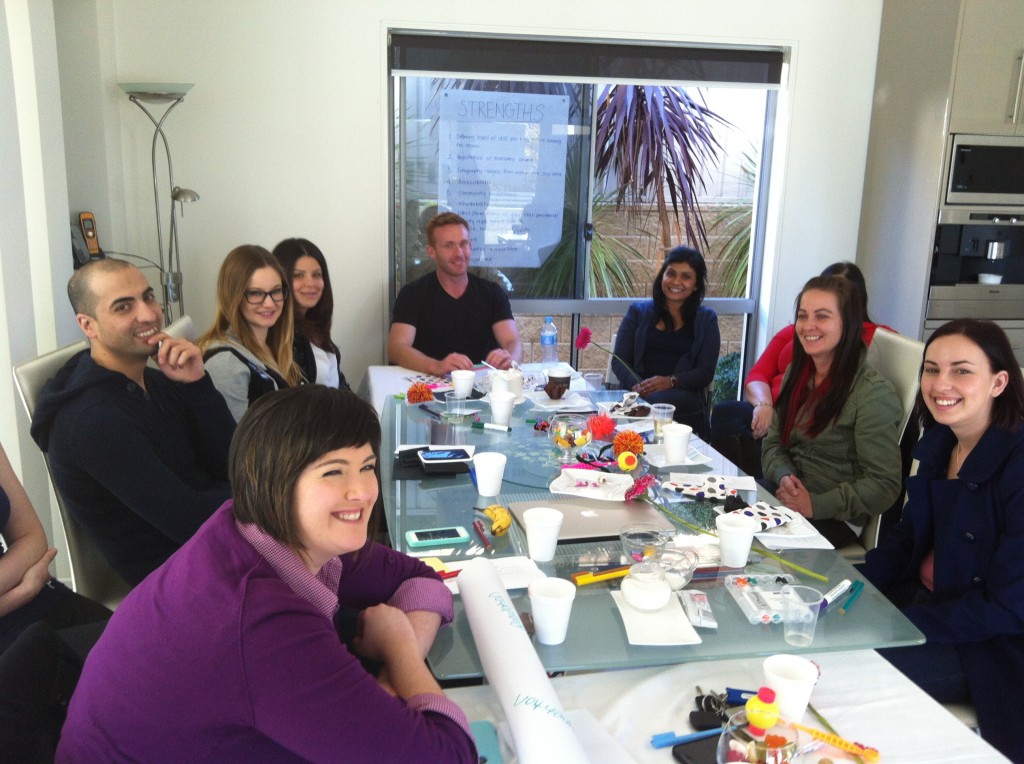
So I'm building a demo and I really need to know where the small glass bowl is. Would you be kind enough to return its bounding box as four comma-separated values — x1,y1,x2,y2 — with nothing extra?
658,548,699,590
717,710,799,763
619,524,668,563
620,561,673,611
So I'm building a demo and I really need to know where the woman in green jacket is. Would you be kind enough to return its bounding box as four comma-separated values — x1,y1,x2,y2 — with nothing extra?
761,276,902,547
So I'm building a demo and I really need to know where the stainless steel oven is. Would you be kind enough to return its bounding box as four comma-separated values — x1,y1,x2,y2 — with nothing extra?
945,134,1024,208
924,284,1024,365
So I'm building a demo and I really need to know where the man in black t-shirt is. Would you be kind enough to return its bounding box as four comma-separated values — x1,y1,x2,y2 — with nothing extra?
387,212,522,375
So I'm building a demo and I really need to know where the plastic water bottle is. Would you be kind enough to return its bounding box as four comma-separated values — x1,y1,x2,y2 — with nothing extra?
540,316,558,365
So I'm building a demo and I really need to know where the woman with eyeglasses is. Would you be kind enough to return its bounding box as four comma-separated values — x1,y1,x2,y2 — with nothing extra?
199,246,303,422
272,238,351,390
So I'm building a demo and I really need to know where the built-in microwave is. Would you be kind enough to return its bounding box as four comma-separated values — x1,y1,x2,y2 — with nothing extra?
945,134,1024,207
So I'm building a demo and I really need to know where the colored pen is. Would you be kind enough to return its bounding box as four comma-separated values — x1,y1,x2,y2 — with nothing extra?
820,578,852,611
471,421,512,432
651,727,721,749
838,580,865,615
571,565,631,586
418,404,442,420
472,519,492,551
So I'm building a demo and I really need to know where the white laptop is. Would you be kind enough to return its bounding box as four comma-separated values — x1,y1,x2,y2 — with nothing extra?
509,498,675,543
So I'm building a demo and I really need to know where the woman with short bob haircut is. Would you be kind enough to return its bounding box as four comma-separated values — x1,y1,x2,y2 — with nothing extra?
861,319,1024,760
272,237,351,390
199,245,303,422
761,275,902,546
59,387,475,762
611,245,721,438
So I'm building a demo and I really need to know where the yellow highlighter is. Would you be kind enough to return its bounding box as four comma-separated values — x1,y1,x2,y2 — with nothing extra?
571,565,631,586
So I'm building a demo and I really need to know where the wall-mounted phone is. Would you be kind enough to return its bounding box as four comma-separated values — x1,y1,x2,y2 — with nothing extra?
71,211,105,268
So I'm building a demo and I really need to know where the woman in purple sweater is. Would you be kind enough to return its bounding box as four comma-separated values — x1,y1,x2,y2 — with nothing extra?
58,387,476,763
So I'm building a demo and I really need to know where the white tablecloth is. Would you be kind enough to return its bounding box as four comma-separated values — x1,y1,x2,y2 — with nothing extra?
446,649,1005,763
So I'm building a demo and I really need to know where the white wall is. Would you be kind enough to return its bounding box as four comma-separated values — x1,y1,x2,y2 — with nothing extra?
58,0,883,371
1,0,79,578
5,0,887,578
857,0,961,337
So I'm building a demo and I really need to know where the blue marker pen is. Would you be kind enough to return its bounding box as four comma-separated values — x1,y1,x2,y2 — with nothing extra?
819,578,852,611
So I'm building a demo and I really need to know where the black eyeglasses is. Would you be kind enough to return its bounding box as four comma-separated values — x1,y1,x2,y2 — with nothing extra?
244,287,288,305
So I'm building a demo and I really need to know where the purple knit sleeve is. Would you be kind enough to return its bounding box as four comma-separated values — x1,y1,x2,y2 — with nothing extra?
406,693,472,738
387,577,455,627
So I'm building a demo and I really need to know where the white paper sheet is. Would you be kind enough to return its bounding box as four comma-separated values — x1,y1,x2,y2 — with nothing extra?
610,591,702,646
444,555,545,594
457,559,590,764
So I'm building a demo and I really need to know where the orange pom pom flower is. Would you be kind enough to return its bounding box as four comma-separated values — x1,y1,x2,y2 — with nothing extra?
613,430,645,457
406,382,434,403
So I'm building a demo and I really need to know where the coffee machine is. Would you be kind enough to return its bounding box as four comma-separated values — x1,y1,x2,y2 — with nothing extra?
926,209,1024,364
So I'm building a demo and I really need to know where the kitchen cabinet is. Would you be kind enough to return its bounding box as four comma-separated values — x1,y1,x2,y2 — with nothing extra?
949,0,1024,135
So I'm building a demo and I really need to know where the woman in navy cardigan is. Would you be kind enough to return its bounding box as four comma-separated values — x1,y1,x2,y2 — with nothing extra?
860,319,1024,760
611,245,720,438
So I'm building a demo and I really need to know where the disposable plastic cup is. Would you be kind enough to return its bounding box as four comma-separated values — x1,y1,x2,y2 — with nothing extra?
523,506,563,562
762,653,820,722
715,513,759,567
650,403,676,440
583,372,604,391
528,576,576,644
450,369,476,398
444,394,470,423
781,585,822,647
488,390,516,426
662,422,693,464
471,452,506,497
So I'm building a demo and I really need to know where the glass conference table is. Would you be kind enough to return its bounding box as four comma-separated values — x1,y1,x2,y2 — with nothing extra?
379,391,924,681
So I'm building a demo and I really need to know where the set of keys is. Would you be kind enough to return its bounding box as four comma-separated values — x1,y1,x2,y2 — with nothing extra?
689,686,757,730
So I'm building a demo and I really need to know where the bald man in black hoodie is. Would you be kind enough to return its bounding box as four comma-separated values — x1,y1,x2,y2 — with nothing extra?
32,260,235,586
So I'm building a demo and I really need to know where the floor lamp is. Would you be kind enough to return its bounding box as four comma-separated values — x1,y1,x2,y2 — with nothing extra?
120,82,200,325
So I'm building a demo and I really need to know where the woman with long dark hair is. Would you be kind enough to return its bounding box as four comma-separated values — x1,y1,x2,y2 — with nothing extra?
611,245,720,438
861,319,1024,760
710,261,893,477
59,387,476,762
761,275,902,546
272,238,351,390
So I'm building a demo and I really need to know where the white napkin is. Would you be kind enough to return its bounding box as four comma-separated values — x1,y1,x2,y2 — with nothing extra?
610,591,702,646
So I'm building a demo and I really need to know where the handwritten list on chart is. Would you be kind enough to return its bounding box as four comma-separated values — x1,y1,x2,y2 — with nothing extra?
439,91,569,269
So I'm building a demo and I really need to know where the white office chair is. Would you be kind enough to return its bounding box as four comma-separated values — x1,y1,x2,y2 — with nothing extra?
163,314,196,341
13,341,133,609
839,328,925,560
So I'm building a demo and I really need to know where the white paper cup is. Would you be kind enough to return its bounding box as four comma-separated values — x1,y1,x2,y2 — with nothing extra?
471,452,507,497
781,585,822,647
528,576,576,644
450,369,476,398
488,390,516,426
506,372,524,398
763,653,820,722
523,506,563,562
490,371,510,394
662,422,693,464
715,513,759,567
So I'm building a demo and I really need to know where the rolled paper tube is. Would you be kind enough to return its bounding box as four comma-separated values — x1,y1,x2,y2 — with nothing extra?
457,559,589,764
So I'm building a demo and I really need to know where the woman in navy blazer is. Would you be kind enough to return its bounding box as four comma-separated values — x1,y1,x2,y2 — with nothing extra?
611,245,720,439
860,318,1024,760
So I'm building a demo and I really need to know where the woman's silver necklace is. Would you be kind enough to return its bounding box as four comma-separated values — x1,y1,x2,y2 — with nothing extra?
954,442,965,475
